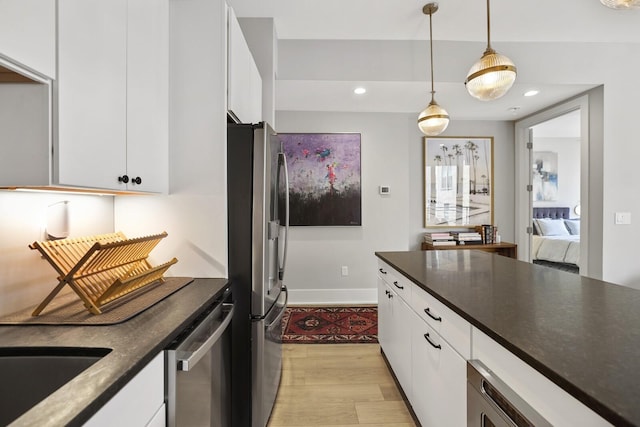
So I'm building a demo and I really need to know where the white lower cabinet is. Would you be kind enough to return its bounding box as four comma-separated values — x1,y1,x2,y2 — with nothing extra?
411,309,466,427
377,260,470,427
84,352,165,427
377,276,412,400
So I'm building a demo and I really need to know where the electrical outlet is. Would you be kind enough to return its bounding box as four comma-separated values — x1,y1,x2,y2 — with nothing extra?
341,266,349,276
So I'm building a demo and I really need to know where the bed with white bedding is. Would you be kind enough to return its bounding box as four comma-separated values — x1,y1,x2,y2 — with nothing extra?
531,207,580,274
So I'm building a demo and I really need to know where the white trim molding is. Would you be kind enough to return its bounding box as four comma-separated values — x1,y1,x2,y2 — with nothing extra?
286,288,378,306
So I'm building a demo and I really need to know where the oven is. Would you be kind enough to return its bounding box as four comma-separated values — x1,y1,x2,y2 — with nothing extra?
166,289,234,427
467,360,552,427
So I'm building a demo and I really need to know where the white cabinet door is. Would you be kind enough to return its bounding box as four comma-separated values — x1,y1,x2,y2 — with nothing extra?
126,0,169,193
411,310,466,427
378,276,412,401
84,352,165,427
0,0,56,78
227,6,262,124
377,276,391,353
56,0,128,190
390,292,413,400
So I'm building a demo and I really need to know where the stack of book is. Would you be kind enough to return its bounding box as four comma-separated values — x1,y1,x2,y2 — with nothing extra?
474,225,498,244
424,232,456,246
451,231,483,245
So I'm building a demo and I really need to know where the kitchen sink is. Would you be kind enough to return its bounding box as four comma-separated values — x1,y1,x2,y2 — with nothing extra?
0,347,112,426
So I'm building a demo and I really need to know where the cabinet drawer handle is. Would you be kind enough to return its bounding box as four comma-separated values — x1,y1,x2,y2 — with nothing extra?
424,333,441,350
388,293,393,299
424,307,442,322
385,290,390,296
393,281,404,290
131,176,142,185
118,174,129,184
379,268,387,274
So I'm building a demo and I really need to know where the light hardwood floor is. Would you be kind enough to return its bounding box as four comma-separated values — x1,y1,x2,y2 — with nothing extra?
267,344,417,427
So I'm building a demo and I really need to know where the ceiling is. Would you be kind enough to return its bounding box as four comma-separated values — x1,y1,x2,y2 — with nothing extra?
231,0,639,123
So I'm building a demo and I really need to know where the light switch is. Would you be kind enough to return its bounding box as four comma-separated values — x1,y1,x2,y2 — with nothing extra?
615,212,631,225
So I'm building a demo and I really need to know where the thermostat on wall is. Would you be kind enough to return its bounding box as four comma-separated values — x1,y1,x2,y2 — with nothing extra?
379,185,390,195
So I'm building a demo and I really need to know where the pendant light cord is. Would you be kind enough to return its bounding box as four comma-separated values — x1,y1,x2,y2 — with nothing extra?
486,0,492,51
429,10,435,100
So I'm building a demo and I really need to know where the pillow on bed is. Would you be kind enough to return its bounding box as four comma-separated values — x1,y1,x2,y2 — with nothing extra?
564,219,580,235
535,218,570,236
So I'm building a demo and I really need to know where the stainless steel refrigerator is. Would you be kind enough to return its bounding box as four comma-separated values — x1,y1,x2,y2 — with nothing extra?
227,121,289,427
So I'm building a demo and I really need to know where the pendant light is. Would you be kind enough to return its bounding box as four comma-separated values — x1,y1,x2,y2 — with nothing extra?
600,0,640,8
464,0,517,101
418,3,450,136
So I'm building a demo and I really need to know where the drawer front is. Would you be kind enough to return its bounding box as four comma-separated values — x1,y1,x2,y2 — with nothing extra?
411,285,471,358
411,311,467,427
377,260,411,302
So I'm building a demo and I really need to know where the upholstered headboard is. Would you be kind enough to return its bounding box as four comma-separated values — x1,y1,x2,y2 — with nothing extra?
532,207,571,220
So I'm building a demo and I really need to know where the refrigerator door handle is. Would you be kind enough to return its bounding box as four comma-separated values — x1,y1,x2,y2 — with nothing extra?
278,150,290,281
266,286,288,328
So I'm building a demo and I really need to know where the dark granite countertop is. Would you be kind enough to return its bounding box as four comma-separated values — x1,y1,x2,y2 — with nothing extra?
376,250,640,427
0,278,229,427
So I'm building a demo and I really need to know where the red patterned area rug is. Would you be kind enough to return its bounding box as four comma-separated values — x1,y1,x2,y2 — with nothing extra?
281,306,378,344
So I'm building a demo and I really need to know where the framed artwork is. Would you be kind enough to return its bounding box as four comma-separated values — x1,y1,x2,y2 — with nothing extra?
424,136,494,227
532,151,558,201
278,133,361,226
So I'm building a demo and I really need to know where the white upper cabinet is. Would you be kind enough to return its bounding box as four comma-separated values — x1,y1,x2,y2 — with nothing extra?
126,0,169,193
227,6,262,124
0,0,56,78
56,0,168,193
56,0,128,191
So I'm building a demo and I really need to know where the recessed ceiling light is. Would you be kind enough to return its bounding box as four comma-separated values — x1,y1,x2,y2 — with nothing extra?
524,90,539,97
354,87,366,95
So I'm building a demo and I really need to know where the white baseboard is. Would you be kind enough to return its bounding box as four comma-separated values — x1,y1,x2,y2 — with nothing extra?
286,288,377,306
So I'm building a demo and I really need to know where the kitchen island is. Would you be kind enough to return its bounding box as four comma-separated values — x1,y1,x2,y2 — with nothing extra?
376,250,640,427
0,278,229,426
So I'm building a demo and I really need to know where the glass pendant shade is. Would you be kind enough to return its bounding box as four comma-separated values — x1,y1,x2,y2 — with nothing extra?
600,0,640,8
418,100,449,136
418,3,449,136
465,48,517,101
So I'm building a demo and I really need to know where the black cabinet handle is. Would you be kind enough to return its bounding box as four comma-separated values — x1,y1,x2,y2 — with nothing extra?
388,293,393,299
379,268,387,274
393,280,404,290
385,289,390,296
131,176,142,185
118,175,129,184
424,307,442,322
424,333,441,350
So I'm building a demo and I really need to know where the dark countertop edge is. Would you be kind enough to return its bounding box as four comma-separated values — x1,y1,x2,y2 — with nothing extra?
375,252,632,427
4,277,230,427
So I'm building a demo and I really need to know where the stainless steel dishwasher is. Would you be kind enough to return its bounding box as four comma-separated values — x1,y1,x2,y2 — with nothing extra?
166,289,234,427
467,360,552,427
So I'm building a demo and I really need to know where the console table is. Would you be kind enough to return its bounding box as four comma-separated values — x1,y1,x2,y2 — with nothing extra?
421,241,517,259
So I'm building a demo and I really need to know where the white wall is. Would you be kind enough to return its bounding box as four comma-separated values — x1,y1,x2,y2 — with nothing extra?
275,111,411,304
532,137,580,216
602,52,640,288
276,111,514,304
0,192,113,316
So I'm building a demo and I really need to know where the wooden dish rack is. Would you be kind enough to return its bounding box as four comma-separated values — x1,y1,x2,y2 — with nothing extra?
29,231,178,316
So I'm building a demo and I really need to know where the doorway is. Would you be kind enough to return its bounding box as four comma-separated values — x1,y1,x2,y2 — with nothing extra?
515,95,590,276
